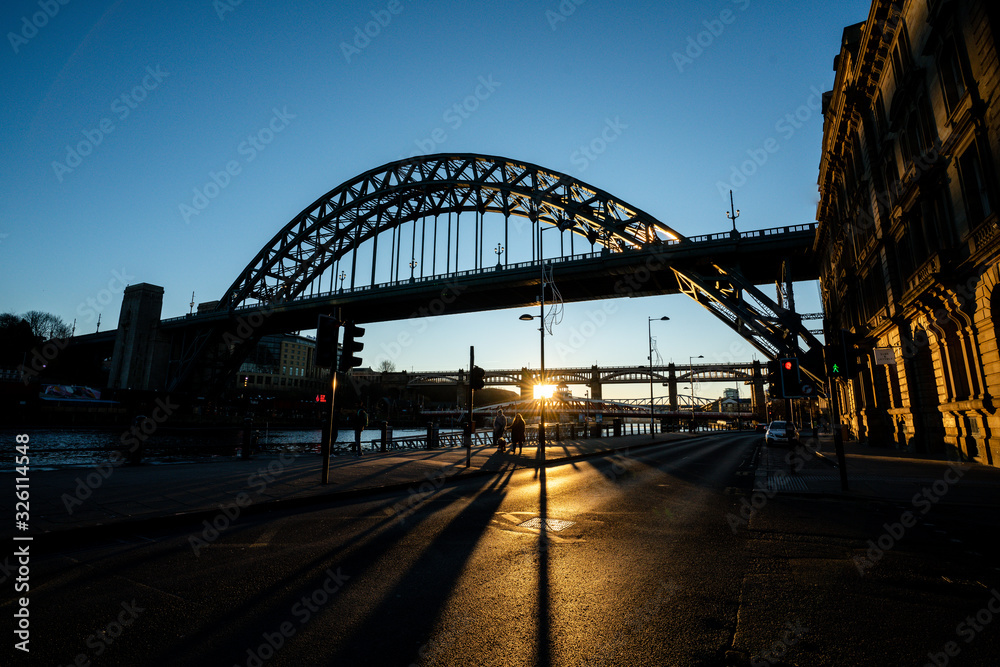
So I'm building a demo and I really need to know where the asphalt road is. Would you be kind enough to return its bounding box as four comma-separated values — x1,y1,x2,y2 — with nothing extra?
6,432,1000,666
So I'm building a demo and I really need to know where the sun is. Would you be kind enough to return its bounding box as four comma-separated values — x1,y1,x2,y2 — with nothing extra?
532,384,557,399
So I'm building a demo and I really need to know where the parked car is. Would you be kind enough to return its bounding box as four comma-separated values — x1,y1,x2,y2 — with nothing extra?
764,420,799,447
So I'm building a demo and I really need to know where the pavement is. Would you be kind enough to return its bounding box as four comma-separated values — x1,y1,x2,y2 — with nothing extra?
754,431,1000,506
20,430,703,542
17,428,1000,544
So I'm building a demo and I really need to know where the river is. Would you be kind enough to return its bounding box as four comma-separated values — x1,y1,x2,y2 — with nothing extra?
0,426,462,470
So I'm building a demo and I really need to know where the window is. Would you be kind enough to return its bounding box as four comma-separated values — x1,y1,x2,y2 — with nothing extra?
891,45,906,88
958,146,993,225
939,43,966,112
873,94,887,139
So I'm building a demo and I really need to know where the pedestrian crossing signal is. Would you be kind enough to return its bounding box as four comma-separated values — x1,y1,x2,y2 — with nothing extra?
825,343,847,378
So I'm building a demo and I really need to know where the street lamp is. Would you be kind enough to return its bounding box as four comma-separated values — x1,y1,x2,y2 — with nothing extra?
726,189,740,236
408,258,418,281
648,316,669,439
519,219,567,450
689,355,703,431
338,271,346,291
494,242,504,267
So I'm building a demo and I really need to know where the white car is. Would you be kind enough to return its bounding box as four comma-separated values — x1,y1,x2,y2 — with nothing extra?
765,420,799,447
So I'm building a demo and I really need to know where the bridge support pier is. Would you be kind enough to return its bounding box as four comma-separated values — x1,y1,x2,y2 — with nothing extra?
588,365,603,402
520,367,538,401
668,363,678,412
108,283,169,391
457,369,467,408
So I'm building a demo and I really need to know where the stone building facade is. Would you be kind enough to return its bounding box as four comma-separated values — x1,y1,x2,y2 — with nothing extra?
816,0,1000,464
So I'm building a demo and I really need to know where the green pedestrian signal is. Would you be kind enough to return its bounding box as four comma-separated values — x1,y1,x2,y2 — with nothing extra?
825,343,847,378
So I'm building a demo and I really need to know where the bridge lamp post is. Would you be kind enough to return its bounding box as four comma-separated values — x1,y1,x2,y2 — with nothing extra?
409,259,418,281
648,316,669,439
689,355,703,431
726,189,740,236
338,271,346,292
494,243,504,268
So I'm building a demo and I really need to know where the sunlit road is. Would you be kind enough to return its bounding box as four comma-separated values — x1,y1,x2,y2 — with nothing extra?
11,432,1000,666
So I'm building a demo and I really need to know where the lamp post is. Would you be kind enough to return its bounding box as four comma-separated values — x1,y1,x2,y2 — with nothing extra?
520,220,565,451
408,259,418,281
494,242,504,267
648,316,669,439
338,271,346,291
726,189,740,236
689,355,703,431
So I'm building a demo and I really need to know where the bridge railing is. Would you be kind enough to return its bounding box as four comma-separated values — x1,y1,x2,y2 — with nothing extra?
684,223,816,245
160,222,817,322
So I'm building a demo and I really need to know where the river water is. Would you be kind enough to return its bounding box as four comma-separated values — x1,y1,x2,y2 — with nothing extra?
1,427,462,470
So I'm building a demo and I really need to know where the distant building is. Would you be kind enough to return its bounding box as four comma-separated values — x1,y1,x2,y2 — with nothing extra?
816,0,1000,464
237,333,328,395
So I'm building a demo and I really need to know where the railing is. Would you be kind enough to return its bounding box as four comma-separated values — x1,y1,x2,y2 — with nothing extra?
343,418,752,453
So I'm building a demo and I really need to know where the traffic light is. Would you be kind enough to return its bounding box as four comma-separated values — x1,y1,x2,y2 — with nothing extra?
779,358,801,398
315,315,340,368
825,328,863,378
339,321,365,372
470,365,486,390
765,360,779,396
825,342,846,379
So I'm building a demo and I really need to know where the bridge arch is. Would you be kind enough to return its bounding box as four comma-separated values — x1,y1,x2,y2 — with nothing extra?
219,153,684,309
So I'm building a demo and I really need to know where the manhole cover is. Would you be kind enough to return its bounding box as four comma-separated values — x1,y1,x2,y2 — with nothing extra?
518,517,576,531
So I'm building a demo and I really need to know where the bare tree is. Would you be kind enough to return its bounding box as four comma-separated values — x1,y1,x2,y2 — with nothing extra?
20,310,72,339
377,359,396,373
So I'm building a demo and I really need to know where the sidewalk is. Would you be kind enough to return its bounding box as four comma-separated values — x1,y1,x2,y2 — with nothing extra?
754,433,1000,506
20,431,701,542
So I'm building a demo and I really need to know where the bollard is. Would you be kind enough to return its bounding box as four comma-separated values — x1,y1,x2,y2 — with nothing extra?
381,421,392,452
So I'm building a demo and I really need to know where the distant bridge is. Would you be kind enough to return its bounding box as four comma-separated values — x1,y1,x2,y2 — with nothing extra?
352,361,767,417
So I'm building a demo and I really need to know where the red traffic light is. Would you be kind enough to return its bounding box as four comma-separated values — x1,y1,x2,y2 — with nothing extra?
783,360,794,370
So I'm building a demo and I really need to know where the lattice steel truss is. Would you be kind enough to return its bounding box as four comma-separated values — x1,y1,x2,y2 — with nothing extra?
218,153,684,310
672,264,826,384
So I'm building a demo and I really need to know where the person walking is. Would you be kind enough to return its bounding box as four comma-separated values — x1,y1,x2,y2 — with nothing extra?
511,413,526,455
493,408,507,452
354,406,368,456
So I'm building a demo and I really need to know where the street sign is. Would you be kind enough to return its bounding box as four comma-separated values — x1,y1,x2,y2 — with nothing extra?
873,348,896,365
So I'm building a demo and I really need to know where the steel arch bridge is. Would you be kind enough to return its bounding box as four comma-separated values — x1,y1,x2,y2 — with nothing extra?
219,153,682,310
86,153,824,395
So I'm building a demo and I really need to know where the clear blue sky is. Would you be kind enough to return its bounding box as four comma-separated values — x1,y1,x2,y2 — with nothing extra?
1,0,871,400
